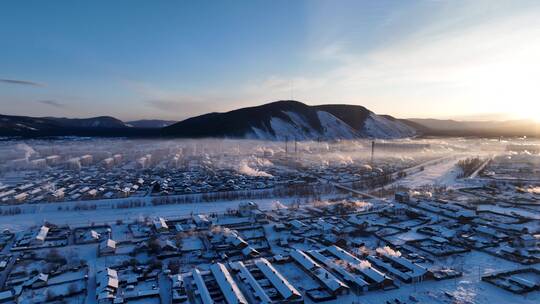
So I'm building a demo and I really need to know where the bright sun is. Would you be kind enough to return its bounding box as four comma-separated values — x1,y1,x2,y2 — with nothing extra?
510,100,540,122
473,68,540,122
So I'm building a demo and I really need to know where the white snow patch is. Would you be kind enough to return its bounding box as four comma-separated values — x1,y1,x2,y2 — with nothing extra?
362,113,416,138
316,111,358,139
249,110,416,140
394,157,467,189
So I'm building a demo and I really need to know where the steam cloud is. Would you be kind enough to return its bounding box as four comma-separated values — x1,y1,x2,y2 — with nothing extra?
376,246,402,257
238,160,272,177
16,143,37,160
358,260,372,269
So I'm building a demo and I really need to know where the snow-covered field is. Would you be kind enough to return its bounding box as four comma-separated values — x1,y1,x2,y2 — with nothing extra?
393,156,472,189
0,199,260,231
0,195,339,232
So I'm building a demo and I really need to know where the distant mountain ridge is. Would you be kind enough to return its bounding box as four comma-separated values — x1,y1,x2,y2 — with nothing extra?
162,100,417,139
2,100,539,139
0,114,156,137
127,119,177,128
46,116,128,128
409,118,540,137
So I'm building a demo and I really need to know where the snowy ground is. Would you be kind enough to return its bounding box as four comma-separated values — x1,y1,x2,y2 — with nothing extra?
0,195,330,232
392,156,475,189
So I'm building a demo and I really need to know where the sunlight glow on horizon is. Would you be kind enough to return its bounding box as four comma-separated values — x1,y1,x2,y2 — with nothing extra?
1,0,540,121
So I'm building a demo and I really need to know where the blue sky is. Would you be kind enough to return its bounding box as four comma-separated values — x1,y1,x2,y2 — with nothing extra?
2,0,540,121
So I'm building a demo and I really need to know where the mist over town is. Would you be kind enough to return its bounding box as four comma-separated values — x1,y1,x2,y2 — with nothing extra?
1,1,540,304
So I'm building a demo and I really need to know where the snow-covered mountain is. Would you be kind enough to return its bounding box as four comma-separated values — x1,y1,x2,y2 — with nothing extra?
0,100,419,139
0,114,155,137
163,100,417,140
45,116,129,128
361,113,417,138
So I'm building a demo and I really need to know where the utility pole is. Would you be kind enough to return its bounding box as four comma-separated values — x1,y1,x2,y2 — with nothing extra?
371,140,375,164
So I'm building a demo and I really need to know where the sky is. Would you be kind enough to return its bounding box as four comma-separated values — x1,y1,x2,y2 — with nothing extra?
1,0,540,121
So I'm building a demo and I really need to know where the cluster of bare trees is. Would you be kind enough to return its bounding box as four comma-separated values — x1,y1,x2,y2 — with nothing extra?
351,173,394,190
151,183,333,206
457,157,483,178
114,200,146,209
73,203,97,211
0,206,22,216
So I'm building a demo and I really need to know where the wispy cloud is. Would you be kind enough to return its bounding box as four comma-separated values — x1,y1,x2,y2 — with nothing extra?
145,99,186,111
118,2,540,121
37,100,66,108
125,80,238,119
243,4,540,119
144,98,220,120
0,78,44,87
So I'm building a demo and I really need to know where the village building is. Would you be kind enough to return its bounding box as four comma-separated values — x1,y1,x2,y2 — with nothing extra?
96,268,119,303
210,263,248,304
99,239,117,256
153,217,169,232
291,249,349,296
35,226,49,243
254,258,302,302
